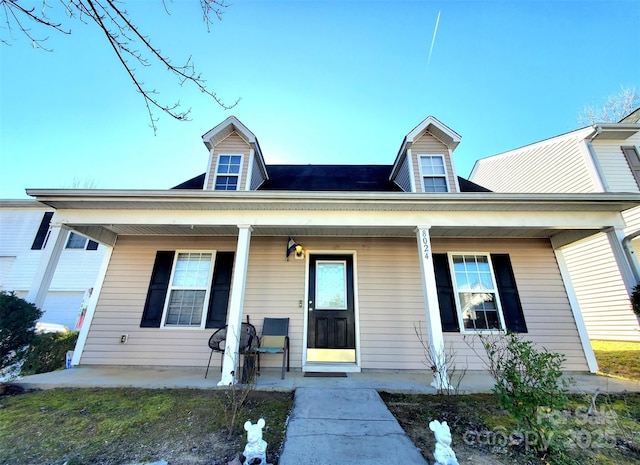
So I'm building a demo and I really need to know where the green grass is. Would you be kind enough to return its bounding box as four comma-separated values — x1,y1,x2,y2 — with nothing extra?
592,340,640,382
0,387,293,465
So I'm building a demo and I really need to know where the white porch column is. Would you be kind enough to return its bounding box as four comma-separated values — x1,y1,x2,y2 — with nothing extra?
415,226,451,390
606,228,639,290
553,247,599,373
25,223,70,310
219,224,253,386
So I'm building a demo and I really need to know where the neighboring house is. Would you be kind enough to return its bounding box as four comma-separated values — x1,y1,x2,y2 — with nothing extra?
0,200,105,329
26,116,640,385
470,117,640,342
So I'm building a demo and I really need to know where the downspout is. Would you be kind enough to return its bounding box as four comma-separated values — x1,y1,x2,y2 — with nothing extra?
586,125,608,192
622,230,640,329
622,230,640,284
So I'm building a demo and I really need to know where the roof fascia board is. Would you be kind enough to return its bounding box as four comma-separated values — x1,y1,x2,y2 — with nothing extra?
40,208,630,233
25,189,640,213
0,199,48,208
591,124,640,141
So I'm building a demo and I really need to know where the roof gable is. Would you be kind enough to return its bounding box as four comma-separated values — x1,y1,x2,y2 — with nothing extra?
403,116,461,150
202,116,257,150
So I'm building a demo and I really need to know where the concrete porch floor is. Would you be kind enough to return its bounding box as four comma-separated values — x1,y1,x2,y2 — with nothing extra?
13,365,640,394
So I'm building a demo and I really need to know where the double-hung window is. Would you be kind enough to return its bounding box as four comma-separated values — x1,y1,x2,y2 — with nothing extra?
214,155,242,190
162,251,214,327
450,254,504,331
419,155,448,192
65,232,99,250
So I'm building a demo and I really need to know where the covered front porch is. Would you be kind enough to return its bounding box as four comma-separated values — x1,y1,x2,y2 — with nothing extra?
24,189,640,387
13,365,640,394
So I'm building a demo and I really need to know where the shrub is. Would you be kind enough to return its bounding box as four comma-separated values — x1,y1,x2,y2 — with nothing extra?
478,332,569,454
631,283,640,317
21,331,79,375
0,291,42,372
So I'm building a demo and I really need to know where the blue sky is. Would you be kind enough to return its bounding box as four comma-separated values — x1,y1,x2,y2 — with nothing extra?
1,0,638,198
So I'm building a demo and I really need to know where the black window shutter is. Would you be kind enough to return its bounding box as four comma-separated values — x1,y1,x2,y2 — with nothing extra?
140,251,175,328
491,254,527,333
86,240,99,250
206,252,235,328
31,212,53,250
433,254,460,332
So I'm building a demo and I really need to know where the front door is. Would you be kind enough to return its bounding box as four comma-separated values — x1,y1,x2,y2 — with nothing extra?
307,254,356,363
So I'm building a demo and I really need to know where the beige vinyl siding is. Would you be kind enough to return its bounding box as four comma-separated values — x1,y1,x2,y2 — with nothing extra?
205,132,251,190
243,237,427,370
80,236,238,366
562,232,640,342
592,133,640,193
250,154,266,190
411,133,458,193
243,237,307,369
471,135,599,193
393,154,413,192
81,236,588,370
434,238,589,371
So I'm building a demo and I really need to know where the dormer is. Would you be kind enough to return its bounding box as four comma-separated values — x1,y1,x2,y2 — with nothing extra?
390,116,462,193
201,116,268,191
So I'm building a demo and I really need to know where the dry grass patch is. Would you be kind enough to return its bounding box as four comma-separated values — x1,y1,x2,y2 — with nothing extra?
381,392,640,465
0,387,292,465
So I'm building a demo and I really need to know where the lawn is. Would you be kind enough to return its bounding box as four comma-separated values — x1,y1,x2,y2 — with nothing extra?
592,340,640,382
0,387,293,465
382,391,640,465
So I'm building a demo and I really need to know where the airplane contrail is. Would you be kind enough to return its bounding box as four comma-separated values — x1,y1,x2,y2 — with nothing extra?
427,10,441,67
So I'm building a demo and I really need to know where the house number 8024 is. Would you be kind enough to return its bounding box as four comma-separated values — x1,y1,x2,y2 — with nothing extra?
421,230,430,259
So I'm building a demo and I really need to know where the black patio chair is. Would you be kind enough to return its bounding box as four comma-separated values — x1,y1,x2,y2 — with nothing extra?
205,321,258,379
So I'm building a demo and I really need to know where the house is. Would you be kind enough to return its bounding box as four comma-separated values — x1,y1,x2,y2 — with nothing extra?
470,116,640,342
0,200,105,329
25,116,640,386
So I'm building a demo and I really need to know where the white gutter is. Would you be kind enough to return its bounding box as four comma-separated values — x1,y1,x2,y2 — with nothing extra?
623,229,640,283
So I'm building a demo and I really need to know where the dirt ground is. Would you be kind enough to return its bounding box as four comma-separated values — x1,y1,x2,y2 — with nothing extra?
380,391,640,465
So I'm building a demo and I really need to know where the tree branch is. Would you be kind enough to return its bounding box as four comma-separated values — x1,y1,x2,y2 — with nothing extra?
0,0,238,132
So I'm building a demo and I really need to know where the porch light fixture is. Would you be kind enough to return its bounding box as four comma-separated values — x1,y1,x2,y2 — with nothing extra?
286,236,304,261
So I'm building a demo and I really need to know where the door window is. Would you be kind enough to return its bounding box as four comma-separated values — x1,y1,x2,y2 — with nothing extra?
315,260,347,310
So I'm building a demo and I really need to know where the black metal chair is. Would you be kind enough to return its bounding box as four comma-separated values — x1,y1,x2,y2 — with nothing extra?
205,321,258,379
257,317,290,379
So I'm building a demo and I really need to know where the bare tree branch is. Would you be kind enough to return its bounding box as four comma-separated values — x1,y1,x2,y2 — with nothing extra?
578,86,639,125
0,0,238,133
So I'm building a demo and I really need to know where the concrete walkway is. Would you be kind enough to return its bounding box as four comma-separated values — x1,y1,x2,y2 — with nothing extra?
279,387,428,465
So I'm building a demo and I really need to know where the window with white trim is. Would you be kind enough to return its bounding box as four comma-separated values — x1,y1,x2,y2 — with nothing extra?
450,254,504,331
65,232,99,250
419,155,448,192
162,251,214,327
214,155,242,190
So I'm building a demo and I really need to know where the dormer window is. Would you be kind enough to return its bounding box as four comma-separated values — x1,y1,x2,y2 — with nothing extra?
419,155,449,192
214,155,243,190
